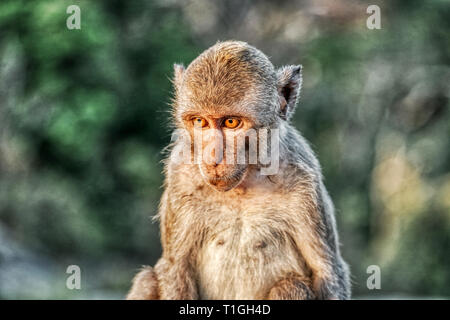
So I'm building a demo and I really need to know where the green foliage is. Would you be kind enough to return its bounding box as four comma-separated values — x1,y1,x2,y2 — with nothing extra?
0,0,198,298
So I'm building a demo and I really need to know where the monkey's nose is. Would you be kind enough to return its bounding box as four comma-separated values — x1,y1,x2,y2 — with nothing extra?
210,149,224,166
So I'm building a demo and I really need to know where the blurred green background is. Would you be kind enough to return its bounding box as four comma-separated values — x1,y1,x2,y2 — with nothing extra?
0,0,449,299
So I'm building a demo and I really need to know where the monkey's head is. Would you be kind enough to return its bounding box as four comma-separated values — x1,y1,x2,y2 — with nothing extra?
171,41,302,191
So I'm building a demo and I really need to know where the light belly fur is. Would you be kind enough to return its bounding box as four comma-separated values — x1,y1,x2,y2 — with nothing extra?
196,214,308,299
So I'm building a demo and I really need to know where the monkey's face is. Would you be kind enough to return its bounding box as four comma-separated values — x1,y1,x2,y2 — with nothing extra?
184,115,252,192
171,41,303,191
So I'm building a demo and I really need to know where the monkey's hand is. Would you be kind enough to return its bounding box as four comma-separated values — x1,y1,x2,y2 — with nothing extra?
126,266,159,300
266,274,315,300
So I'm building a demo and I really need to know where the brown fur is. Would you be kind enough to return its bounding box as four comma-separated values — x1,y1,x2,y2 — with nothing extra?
127,41,350,300
126,267,159,300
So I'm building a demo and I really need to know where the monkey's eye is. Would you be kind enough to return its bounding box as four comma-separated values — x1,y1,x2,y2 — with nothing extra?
193,117,207,128
223,118,240,129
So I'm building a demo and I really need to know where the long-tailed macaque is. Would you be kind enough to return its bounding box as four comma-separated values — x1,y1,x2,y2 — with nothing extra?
127,41,351,300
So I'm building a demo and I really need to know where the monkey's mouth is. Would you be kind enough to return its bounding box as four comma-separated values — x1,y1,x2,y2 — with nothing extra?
201,165,248,192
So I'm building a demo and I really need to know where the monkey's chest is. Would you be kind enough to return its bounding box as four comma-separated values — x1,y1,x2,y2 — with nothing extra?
196,217,306,300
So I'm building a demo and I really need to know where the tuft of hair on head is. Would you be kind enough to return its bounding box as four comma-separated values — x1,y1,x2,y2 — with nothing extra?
172,63,185,92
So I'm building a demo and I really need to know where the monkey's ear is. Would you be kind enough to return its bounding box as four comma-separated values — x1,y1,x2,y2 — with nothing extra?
276,65,303,120
173,63,185,91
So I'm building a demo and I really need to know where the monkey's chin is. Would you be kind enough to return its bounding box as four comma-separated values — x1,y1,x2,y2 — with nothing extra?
204,169,248,192
207,179,242,192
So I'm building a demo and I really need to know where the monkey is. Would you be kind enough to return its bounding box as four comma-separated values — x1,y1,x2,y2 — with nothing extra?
126,41,351,300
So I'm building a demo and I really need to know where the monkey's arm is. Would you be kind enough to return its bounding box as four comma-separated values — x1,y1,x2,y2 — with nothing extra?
152,256,198,299
153,190,200,300
127,266,159,300
127,190,199,300
126,258,198,300
291,178,349,300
